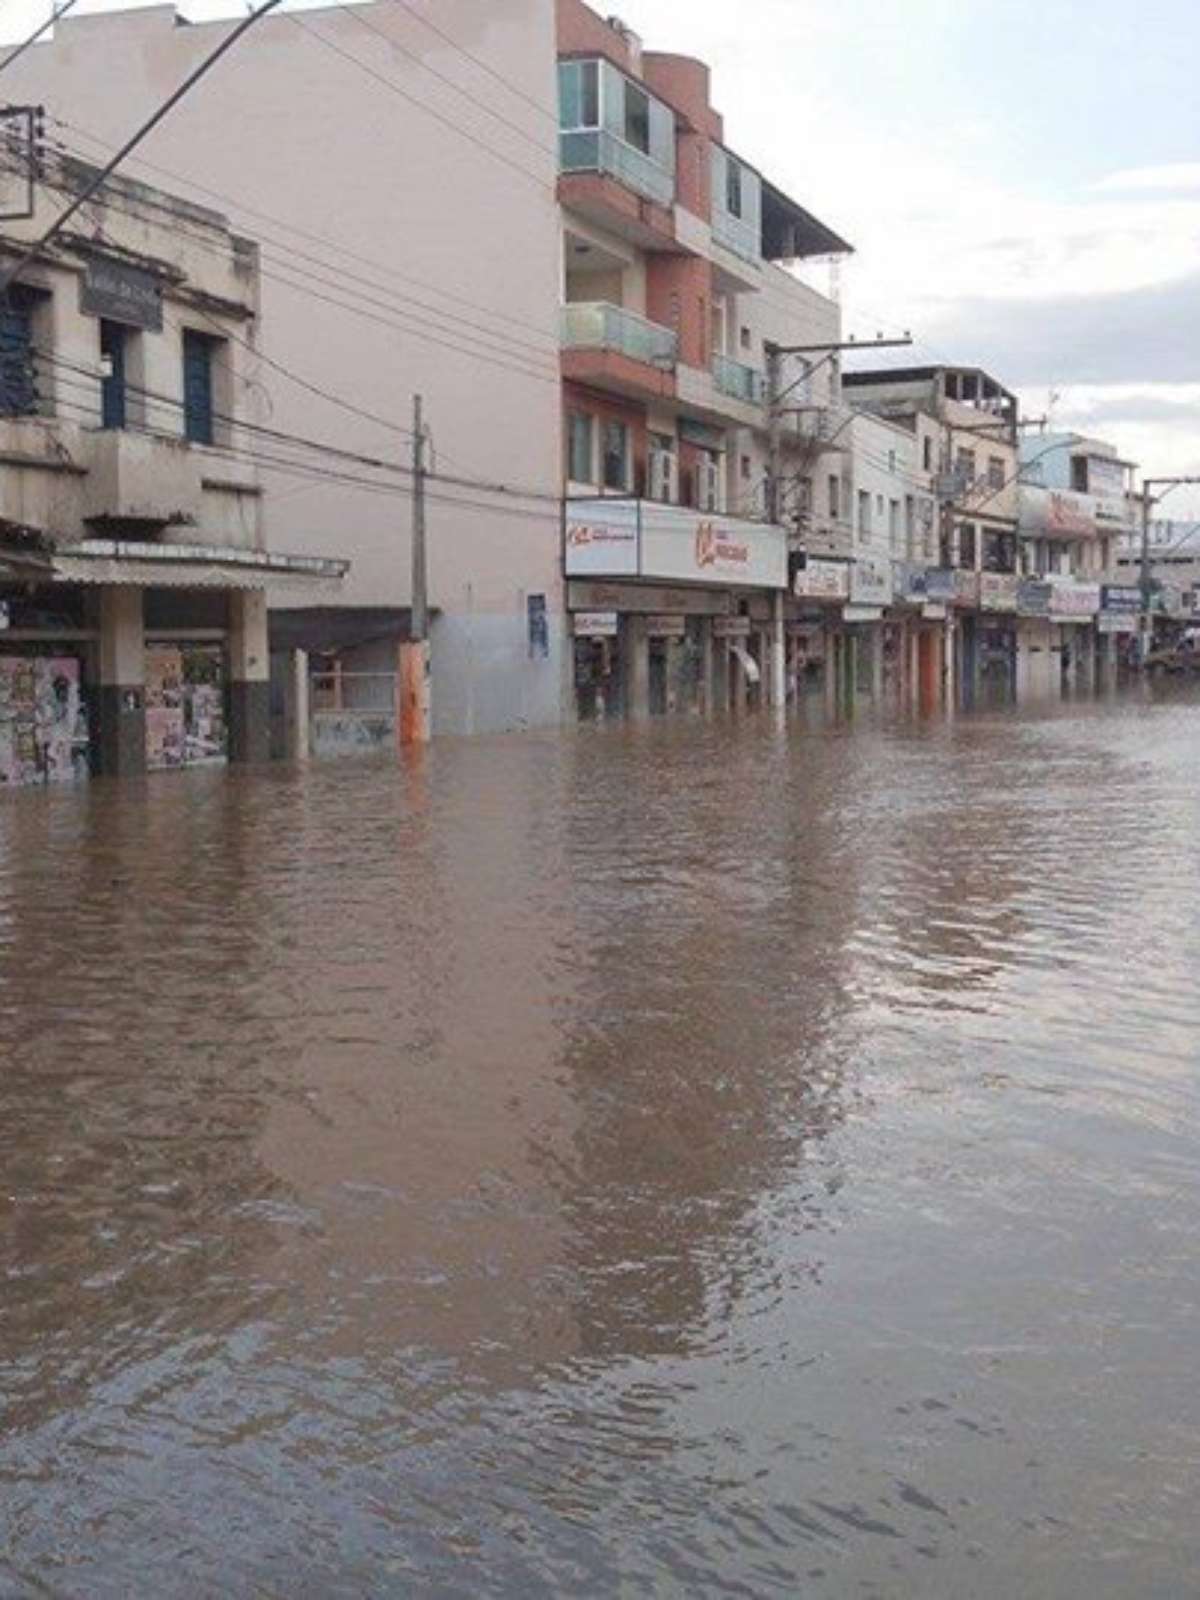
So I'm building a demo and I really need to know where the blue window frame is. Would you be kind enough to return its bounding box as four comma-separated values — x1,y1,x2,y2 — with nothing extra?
182,328,215,444
0,287,40,416
100,320,126,430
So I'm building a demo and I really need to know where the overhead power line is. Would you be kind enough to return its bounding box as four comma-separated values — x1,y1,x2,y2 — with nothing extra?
0,0,79,79
384,0,559,125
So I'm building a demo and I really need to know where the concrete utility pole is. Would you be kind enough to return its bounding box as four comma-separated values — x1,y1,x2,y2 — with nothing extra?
399,393,431,744
762,334,912,714
1136,476,1200,665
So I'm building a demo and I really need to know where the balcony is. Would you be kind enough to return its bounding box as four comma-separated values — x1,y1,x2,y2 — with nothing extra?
561,302,677,401
560,129,675,208
82,428,203,531
712,207,761,267
712,352,765,407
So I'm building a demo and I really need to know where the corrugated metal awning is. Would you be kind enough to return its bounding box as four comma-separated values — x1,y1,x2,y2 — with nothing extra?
50,539,348,596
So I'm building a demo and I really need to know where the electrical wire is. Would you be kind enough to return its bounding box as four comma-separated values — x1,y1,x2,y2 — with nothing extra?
383,0,559,126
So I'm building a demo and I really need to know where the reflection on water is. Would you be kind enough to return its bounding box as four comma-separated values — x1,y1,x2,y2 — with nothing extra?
1,690,1198,1597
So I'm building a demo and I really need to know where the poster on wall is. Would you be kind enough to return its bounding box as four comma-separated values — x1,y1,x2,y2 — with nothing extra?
145,645,227,769
0,656,88,786
145,646,186,770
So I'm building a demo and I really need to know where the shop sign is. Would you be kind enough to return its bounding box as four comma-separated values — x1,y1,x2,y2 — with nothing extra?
1048,580,1101,619
952,570,980,607
921,603,947,621
979,573,1019,611
80,257,164,332
1101,583,1140,614
925,568,957,602
573,610,618,637
1090,459,1131,527
564,499,785,589
793,557,849,602
712,615,751,638
646,614,686,638
850,556,893,607
1020,485,1097,538
843,604,884,624
566,580,729,617
894,562,928,603
564,501,639,578
1097,612,1136,634
1017,578,1053,617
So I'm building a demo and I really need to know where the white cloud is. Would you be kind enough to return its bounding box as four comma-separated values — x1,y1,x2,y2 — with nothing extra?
1090,163,1200,194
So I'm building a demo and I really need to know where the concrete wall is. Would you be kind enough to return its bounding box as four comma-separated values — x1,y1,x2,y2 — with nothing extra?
9,1,570,735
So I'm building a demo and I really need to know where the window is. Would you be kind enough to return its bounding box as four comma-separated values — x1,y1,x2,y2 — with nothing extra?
726,155,743,218
527,594,549,660
889,498,901,551
567,411,594,483
904,495,915,544
182,329,217,445
740,453,752,481
100,320,128,430
624,81,650,155
922,435,933,472
558,61,600,129
1071,455,1089,493
875,493,884,515
888,449,897,473
958,522,977,569
0,285,44,417
601,419,630,491
955,447,976,482
857,489,871,536
828,474,840,519
797,476,812,513
987,455,1005,490
739,325,751,352
698,447,722,511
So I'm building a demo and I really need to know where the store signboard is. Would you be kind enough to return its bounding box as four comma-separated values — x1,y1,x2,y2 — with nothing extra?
1097,612,1136,634
925,568,957,602
793,557,849,602
646,614,686,638
1048,580,1101,619
953,570,980,607
979,573,1019,611
1101,583,1141,614
712,615,751,638
566,580,729,617
1021,485,1097,538
1017,579,1053,617
80,257,164,332
850,556,893,607
564,499,785,589
573,611,618,637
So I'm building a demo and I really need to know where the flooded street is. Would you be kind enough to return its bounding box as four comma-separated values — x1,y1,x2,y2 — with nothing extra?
2,690,1198,1598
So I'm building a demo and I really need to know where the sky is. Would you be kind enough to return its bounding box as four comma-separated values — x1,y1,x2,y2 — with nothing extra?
2,0,1197,513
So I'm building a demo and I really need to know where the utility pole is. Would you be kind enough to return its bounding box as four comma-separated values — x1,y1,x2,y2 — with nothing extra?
399,393,431,744
1136,476,1200,665
765,345,786,712
762,333,912,716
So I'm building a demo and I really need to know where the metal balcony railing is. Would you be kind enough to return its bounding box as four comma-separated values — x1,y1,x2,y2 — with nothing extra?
561,302,678,369
712,352,765,406
559,129,675,208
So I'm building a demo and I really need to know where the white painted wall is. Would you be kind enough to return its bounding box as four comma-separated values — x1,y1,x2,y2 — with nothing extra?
7,1,569,734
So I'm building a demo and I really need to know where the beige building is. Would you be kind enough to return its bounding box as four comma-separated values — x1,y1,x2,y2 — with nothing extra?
0,147,343,784
7,0,569,738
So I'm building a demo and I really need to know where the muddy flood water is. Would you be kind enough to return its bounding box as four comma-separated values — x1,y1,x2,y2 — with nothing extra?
1,689,1198,1597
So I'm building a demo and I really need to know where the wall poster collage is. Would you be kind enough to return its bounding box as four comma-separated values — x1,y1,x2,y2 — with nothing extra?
0,655,89,787
145,644,227,769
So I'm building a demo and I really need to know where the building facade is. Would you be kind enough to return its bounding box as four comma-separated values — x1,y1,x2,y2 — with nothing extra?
0,149,343,785
6,0,569,739
556,0,851,719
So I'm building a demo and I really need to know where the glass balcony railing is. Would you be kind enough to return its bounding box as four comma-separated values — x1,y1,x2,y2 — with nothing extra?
712,206,761,265
559,129,675,209
561,302,678,369
712,352,765,406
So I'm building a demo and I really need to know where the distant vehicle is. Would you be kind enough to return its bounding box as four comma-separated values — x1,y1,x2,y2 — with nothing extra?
1144,639,1200,676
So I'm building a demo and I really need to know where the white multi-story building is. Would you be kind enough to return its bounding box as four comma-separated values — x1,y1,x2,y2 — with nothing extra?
0,146,343,784
7,0,569,738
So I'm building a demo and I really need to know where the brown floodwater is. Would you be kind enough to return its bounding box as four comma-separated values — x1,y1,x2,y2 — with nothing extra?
1,687,1198,1597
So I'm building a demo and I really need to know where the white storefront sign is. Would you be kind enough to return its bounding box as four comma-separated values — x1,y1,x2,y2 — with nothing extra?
1048,580,1101,619
572,610,619,637
712,615,751,638
794,558,850,602
564,498,786,590
850,556,894,607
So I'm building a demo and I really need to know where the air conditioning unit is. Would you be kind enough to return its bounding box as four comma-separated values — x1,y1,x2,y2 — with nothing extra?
649,448,678,504
698,458,722,512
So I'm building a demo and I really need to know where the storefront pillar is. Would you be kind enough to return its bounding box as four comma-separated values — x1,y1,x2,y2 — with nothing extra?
95,585,146,777
622,614,650,721
228,589,271,763
769,590,786,709
698,618,716,715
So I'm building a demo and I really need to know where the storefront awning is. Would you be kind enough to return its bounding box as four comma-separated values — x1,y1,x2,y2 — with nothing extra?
50,539,348,595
